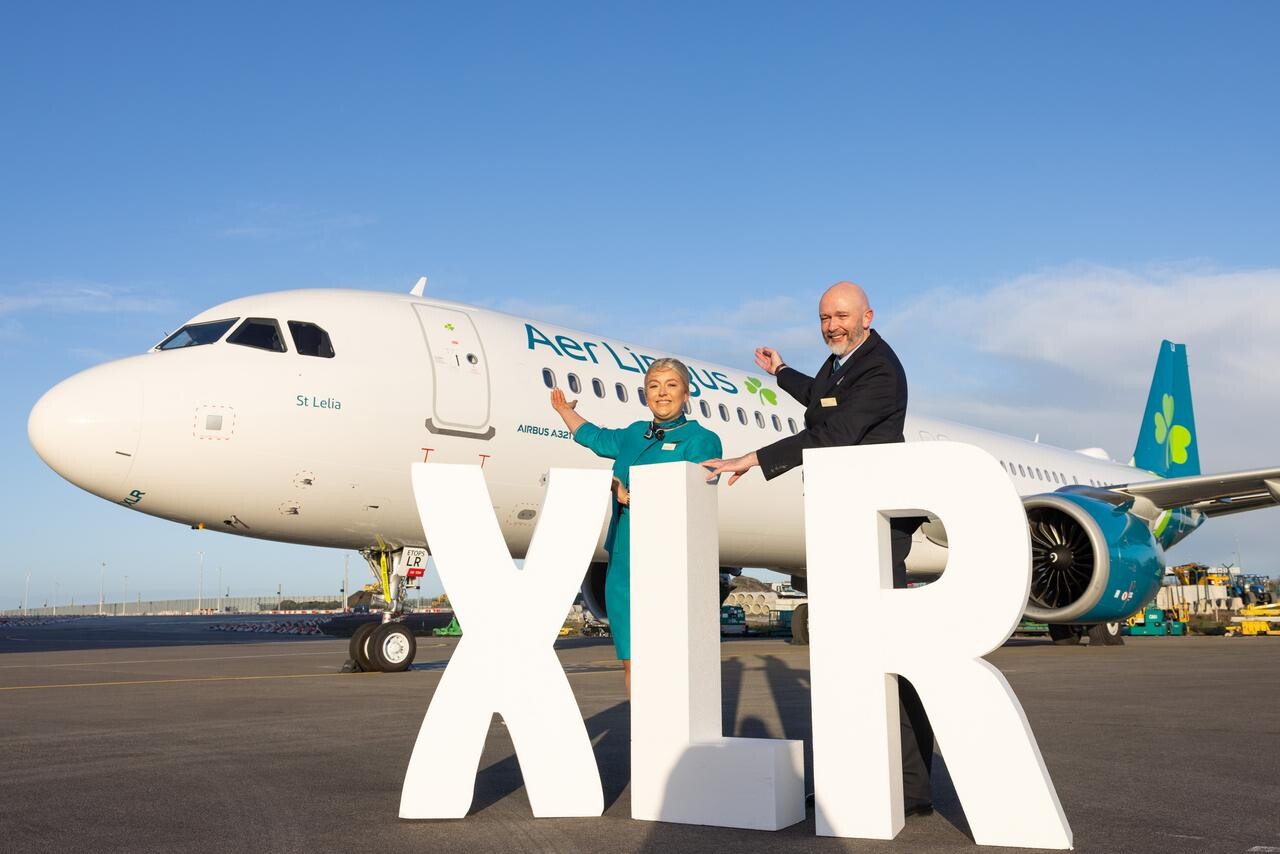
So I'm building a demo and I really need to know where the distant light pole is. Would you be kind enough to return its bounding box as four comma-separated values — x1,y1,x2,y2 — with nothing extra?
122,575,128,616
53,581,59,616
24,571,30,617
99,562,106,616
197,551,204,614
342,555,349,612
217,566,223,614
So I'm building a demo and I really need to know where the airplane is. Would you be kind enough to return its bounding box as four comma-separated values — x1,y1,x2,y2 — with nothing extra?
27,279,1280,669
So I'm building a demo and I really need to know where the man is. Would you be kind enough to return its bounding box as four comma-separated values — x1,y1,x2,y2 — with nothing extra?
704,280,935,816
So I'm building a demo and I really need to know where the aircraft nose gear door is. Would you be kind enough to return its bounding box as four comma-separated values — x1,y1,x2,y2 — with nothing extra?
414,304,495,439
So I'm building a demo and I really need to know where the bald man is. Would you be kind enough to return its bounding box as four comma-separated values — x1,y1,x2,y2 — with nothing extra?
704,281,935,815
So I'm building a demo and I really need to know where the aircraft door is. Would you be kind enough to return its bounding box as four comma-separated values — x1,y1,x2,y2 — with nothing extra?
414,304,495,439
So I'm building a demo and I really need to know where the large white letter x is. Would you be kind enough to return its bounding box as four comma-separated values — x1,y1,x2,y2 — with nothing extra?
399,463,612,819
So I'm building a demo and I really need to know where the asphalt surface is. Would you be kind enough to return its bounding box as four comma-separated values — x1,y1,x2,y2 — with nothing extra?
1,618,1277,853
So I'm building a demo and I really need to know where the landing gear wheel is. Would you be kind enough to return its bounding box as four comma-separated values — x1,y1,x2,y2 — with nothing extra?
371,623,416,672
1047,624,1079,645
1087,622,1125,646
790,603,809,646
350,622,379,671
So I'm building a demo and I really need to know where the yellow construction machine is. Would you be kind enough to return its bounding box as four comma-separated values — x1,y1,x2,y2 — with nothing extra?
1226,602,1280,636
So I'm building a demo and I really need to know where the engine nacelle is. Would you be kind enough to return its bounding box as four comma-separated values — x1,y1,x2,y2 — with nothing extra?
579,562,740,624
1022,493,1165,624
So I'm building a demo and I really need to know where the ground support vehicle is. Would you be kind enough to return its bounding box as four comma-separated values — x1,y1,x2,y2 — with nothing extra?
1226,603,1280,636
431,616,463,637
1123,606,1187,636
720,605,747,637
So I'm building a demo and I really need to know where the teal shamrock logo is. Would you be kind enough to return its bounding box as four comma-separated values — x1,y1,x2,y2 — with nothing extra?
1153,393,1192,467
744,377,778,406
443,322,456,332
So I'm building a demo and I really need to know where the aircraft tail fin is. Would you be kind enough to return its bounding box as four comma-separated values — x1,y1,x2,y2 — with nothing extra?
1131,340,1200,477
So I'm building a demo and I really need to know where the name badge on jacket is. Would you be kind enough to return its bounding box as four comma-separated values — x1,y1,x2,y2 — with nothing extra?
820,397,838,408
662,442,677,451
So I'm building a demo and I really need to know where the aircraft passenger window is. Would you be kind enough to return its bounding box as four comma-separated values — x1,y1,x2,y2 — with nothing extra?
700,400,711,418
787,418,798,434
719,403,730,421
615,382,628,402
542,368,556,389
157,318,239,350
592,378,605,398
736,407,748,425
1035,468,1043,480
1073,476,1079,484
771,414,782,432
684,401,692,415
227,318,286,353
755,411,766,428
1018,464,1026,477
567,373,582,394
637,387,647,406
287,321,335,358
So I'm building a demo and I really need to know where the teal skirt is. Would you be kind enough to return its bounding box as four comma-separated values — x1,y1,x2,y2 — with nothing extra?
605,511,631,660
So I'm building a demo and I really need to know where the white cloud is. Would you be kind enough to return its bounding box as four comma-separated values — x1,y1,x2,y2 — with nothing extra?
880,263,1280,571
627,294,826,370
491,298,601,331
216,202,375,241
0,281,175,317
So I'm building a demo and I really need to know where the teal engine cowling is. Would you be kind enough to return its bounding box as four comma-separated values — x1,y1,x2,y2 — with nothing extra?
1021,493,1165,624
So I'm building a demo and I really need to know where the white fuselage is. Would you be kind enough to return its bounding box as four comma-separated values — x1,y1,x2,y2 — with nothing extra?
28,289,1149,576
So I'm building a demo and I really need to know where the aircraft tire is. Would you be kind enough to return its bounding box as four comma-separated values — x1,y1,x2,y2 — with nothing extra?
1047,624,1079,645
350,622,379,671
1087,622,1125,646
790,603,809,646
371,623,416,672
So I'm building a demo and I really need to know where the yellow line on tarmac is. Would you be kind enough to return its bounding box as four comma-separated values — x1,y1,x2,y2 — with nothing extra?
0,671,387,692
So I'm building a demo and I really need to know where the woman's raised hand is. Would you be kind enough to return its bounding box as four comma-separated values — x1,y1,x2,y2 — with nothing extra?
550,388,578,412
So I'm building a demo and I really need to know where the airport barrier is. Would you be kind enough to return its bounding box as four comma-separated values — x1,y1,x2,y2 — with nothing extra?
206,618,327,635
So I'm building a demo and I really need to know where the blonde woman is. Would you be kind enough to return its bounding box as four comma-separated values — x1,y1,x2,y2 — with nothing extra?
550,358,721,693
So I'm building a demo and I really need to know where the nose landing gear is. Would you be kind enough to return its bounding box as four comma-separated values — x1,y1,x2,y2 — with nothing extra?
343,546,425,673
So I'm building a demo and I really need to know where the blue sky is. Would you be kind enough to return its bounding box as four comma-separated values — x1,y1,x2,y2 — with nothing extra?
3,3,1278,607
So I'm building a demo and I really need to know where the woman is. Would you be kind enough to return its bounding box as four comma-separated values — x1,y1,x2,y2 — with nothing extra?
550,357,722,694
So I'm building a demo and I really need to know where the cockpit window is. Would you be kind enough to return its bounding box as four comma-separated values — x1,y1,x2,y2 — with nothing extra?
156,318,239,350
287,321,335,358
227,318,287,353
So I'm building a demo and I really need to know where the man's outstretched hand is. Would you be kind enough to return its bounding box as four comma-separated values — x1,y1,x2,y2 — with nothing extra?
701,452,759,486
754,347,784,375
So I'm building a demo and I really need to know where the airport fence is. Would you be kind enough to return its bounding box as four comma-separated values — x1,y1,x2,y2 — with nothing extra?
1,594,346,618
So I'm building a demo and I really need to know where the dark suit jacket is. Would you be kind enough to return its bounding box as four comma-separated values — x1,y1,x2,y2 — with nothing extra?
756,328,908,480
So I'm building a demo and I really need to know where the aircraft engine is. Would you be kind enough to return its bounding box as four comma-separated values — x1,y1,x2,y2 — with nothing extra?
1021,493,1165,624
580,561,610,623
578,562,741,624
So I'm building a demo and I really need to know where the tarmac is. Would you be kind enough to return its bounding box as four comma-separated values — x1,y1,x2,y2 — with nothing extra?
1,616,1277,853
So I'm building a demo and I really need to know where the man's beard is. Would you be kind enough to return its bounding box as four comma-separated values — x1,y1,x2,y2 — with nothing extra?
826,328,866,357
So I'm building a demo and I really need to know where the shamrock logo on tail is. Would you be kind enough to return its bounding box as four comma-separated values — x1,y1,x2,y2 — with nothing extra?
744,377,778,406
1153,393,1192,468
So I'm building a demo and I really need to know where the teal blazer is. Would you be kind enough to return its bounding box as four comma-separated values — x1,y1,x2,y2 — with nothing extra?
574,416,722,553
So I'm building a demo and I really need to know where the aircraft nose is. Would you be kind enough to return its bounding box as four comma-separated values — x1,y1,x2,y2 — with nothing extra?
28,362,143,500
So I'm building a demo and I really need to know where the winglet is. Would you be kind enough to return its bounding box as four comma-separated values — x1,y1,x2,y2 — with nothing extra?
410,276,427,297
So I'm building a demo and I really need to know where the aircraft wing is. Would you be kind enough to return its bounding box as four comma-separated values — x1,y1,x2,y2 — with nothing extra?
1115,467,1280,517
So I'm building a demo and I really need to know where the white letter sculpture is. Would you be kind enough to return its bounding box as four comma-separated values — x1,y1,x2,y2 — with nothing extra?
805,443,1072,848
630,461,806,831
400,463,612,819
